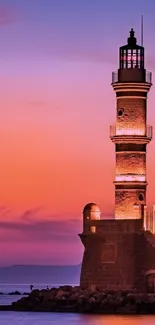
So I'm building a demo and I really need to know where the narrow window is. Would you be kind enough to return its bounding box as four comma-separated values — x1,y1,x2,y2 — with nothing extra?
90,226,96,233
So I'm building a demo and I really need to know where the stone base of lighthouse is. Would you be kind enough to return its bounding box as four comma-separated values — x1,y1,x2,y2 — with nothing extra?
79,218,155,292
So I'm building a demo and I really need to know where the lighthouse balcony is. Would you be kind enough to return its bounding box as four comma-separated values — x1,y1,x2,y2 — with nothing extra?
110,124,152,143
115,174,146,183
112,70,152,84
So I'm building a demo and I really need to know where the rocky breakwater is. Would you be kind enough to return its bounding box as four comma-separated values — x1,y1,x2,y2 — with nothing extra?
8,286,155,314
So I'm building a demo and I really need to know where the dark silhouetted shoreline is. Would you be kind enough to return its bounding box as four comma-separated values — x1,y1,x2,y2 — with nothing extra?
1,286,155,314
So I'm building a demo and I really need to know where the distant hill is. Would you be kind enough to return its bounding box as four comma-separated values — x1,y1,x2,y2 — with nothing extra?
0,265,81,285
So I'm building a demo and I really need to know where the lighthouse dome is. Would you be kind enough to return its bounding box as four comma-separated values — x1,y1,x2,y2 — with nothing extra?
83,203,101,220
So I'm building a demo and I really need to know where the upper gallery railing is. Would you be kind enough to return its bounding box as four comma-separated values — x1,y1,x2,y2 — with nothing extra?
110,125,153,139
115,174,146,182
112,70,152,84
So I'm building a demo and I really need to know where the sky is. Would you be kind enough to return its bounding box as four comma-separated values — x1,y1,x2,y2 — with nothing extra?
0,0,155,266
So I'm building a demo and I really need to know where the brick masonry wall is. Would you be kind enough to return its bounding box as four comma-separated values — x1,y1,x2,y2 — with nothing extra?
116,152,146,175
82,219,143,235
114,97,147,220
80,233,136,290
80,229,155,292
134,233,155,291
116,97,146,131
115,190,146,219
116,143,146,152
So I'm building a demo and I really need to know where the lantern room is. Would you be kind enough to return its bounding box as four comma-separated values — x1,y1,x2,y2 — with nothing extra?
120,28,144,69
112,28,152,84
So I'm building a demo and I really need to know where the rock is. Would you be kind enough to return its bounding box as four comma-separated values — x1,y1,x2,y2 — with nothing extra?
55,289,65,299
30,289,40,296
0,305,12,311
89,297,96,304
72,286,81,293
6,286,155,314
59,285,73,292
8,291,21,295
116,304,137,314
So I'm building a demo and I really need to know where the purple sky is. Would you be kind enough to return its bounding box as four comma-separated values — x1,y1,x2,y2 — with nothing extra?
0,0,155,265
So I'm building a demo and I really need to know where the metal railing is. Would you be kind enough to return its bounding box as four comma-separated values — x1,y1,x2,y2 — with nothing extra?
112,70,152,84
146,125,153,139
146,71,152,84
115,174,146,182
110,124,153,139
112,71,118,84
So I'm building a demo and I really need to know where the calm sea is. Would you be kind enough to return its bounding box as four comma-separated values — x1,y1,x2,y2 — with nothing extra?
0,284,155,324
1,312,155,325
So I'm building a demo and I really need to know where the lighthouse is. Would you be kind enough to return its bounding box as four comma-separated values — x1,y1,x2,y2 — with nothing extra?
79,29,155,292
110,28,152,220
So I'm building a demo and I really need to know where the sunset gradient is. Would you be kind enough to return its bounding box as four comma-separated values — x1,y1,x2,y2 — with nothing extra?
0,0,155,265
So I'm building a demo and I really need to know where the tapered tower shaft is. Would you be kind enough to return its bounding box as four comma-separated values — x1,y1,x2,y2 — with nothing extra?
110,29,152,220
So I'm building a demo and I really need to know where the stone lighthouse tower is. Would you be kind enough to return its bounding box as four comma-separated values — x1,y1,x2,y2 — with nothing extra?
79,29,155,292
110,28,152,220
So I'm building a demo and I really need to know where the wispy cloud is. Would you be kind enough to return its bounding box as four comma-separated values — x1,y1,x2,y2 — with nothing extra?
0,209,81,243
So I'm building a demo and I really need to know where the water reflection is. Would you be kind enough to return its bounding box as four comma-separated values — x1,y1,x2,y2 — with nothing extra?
83,315,155,325
0,313,155,325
